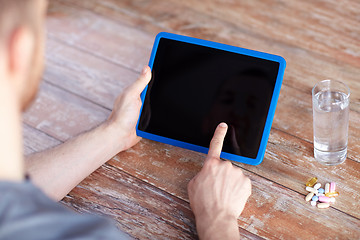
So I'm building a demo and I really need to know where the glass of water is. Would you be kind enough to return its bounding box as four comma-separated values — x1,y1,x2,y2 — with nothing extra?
312,80,350,165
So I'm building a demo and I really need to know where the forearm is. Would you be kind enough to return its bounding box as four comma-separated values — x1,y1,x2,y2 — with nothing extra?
196,214,240,240
25,122,124,201
25,66,149,201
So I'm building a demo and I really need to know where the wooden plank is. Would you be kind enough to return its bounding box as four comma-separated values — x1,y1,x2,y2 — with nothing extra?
44,39,138,109
23,81,110,141
24,33,270,240
62,164,197,240
24,62,359,221
248,128,360,218
109,137,360,239
23,115,360,239
109,124,360,220
23,123,62,155
43,0,360,217
19,1,358,239
44,1,360,162
22,123,198,239
42,40,360,165
167,0,360,68
238,171,360,240
22,115,259,239
273,84,360,163
62,161,259,239
23,95,200,239
46,1,154,73
57,0,360,113
23,69,359,239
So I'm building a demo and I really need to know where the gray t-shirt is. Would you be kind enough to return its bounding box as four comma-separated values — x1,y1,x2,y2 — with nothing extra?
0,181,130,240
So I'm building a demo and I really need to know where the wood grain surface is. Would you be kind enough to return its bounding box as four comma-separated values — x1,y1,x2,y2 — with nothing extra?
23,0,360,239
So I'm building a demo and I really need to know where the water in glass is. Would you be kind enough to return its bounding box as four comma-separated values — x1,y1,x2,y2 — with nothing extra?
313,90,349,165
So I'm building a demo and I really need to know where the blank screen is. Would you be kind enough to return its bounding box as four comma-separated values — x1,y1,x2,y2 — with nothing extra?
138,38,279,159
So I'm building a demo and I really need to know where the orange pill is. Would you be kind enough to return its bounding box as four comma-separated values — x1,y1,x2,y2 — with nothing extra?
325,191,339,198
306,177,318,187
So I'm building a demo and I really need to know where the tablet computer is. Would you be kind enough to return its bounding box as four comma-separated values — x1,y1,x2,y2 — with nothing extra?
136,32,286,165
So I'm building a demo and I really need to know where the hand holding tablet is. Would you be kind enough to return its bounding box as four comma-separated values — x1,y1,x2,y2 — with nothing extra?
136,32,286,165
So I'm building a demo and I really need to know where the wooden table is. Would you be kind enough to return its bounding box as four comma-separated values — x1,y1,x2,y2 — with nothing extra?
23,0,360,239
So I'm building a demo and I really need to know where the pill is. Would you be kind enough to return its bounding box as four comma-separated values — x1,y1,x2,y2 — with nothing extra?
304,178,339,209
330,182,336,192
325,183,330,194
318,196,331,203
305,192,314,202
305,186,318,194
317,203,330,209
306,177,318,187
314,183,321,190
325,191,339,198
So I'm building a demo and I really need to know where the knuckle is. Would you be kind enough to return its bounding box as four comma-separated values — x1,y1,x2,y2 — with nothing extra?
205,157,219,167
224,160,233,167
221,160,233,169
203,160,213,169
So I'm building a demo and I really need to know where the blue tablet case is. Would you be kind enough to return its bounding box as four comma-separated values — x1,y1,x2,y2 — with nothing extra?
136,32,286,165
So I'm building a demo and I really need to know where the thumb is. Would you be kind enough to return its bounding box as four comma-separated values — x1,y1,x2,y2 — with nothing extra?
129,66,152,93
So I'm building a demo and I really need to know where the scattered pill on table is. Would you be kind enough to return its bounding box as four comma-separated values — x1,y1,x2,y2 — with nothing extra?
325,191,339,198
306,177,318,187
306,186,318,194
319,195,331,203
317,203,330,209
314,183,321,190
330,182,336,192
304,178,339,209
325,183,330,194
306,192,314,201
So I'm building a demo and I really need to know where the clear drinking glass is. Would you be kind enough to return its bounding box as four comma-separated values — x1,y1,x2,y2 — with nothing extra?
312,80,350,165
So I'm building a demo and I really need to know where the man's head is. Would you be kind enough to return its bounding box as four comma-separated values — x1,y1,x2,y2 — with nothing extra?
0,0,47,111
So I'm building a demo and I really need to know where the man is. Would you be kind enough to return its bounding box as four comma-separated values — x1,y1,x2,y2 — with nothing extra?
0,0,251,239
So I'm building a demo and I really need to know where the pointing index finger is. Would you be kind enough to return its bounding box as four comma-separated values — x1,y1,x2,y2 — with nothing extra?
207,122,228,160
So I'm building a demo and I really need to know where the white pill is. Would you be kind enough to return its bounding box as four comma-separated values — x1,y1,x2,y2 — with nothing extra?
305,192,314,202
325,183,330,194
310,201,317,206
305,186,318,195
330,198,336,203
314,183,321,190
317,203,330,209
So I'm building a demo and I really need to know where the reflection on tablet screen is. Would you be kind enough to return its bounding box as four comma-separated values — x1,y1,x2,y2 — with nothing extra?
138,38,279,159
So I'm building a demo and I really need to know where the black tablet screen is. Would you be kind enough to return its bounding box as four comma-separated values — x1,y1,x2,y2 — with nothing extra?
138,38,279,158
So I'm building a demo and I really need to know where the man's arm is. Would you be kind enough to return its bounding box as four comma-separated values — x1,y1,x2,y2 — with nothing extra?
25,66,151,201
188,123,252,240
